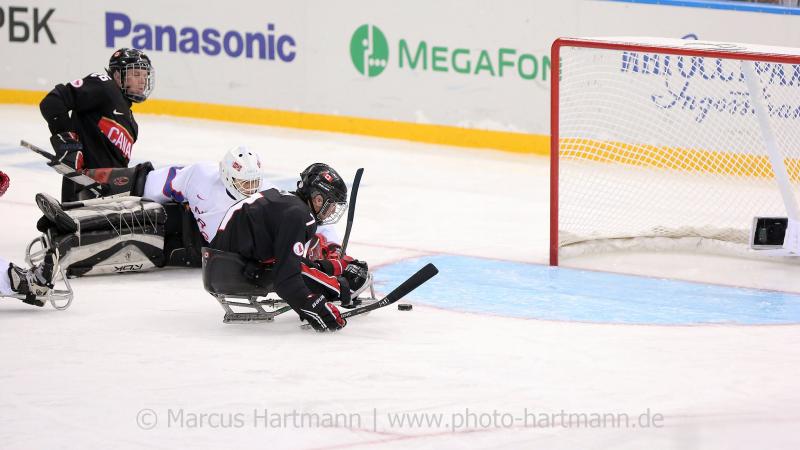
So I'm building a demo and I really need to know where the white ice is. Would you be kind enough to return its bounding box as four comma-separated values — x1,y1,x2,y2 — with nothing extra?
0,105,798,449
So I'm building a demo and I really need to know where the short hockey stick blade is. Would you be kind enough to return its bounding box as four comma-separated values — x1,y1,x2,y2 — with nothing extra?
340,263,439,319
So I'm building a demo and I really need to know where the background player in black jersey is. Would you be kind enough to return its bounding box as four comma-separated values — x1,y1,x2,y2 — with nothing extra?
40,48,154,201
211,163,369,332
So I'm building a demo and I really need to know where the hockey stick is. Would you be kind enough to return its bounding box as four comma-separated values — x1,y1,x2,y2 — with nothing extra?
340,262,438,319
341,168,363,254
20,140,105,196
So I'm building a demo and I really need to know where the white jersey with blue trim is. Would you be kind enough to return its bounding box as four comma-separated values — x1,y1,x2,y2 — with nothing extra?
143,163,339,245
143,163,277,243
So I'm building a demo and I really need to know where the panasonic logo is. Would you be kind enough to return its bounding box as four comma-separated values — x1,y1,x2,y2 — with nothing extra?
105,12,297,62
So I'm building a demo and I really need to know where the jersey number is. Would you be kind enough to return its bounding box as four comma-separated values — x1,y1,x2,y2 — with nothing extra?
90,72,111,82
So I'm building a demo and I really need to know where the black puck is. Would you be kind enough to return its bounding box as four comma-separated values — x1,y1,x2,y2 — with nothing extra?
398,303,413,311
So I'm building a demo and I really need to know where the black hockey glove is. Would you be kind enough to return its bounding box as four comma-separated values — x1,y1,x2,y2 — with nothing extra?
343,259,369,292
300,294,347,332
50,132,84,171
336,276,357,309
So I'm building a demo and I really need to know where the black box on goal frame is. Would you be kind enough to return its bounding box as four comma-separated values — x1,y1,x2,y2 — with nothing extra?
751,217,788,249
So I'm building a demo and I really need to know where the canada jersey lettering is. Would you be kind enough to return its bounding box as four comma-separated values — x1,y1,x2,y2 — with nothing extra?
97,117,134,159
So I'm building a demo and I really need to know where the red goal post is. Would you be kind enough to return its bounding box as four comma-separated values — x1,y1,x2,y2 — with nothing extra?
550,37,800,266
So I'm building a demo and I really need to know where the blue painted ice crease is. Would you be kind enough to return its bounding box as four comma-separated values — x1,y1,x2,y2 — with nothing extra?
377,255,800,325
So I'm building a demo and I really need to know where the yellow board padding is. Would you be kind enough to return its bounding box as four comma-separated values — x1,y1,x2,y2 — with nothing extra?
0,89,46,104
0,88,549,155
561,138,800,181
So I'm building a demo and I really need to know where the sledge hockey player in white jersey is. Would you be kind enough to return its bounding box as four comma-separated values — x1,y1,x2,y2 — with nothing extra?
142,146,277,243
138,145,339,255
1,147,269,309
25,146,277,281
7,147,353,308
32,145,339,272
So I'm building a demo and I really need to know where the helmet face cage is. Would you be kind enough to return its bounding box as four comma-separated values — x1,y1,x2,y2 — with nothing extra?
232,178,260,197
299,163,348,225
109,49,154,103
316,194,347,225
219,146,263,200
119,63,154,103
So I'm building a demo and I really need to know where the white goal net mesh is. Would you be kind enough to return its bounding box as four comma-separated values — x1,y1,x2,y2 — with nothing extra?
554,38,800,260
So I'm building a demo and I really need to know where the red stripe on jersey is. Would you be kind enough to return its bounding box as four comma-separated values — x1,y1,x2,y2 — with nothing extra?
301,264,340,295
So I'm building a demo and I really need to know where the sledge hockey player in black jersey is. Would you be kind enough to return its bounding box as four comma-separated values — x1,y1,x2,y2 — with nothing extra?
40,48,154,202
208,163,370,332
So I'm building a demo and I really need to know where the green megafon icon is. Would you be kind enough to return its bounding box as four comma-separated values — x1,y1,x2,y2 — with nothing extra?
350,24,389,77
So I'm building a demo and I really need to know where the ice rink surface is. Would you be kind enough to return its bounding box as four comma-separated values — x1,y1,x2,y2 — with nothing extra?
1,105,799,449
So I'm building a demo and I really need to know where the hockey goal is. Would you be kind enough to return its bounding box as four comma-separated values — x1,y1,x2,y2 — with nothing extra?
550,37,800,266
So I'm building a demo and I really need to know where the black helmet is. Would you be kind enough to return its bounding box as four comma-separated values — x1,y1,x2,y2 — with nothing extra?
108,48,154,103
297,163,347,225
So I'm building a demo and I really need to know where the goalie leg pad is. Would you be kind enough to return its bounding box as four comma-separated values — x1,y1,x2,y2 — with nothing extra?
65,198,165,234
36,192,77,233
56,229,165,277
43,201,167,277
36,193,166,235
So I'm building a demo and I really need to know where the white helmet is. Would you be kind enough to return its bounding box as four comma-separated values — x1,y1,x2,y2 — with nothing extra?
219,146,263,200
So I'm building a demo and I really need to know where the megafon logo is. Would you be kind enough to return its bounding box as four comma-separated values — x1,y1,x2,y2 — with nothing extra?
348,24,550,81
350,24,389,77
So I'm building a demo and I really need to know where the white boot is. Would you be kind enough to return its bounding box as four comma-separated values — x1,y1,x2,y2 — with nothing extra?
7,253,55,307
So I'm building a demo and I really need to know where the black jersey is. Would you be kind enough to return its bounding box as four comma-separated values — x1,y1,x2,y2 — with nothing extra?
40,70,138,169
211,189,320,307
